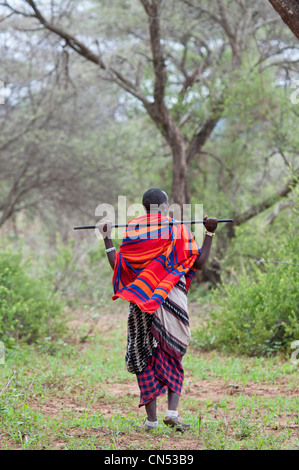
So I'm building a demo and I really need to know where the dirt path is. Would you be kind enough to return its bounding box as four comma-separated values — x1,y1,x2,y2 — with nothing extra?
23,370,297,450
2,304,297,450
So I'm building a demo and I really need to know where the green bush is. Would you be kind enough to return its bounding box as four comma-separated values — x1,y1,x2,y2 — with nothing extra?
40,233,116,306
0,251,65,348
193,201,299,357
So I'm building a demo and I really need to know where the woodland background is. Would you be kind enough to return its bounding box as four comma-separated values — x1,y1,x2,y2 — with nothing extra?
0,0,298,450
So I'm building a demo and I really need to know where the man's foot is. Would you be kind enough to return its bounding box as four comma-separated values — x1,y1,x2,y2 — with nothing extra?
163,416,190,432
143,419,159,431
144,423,155,431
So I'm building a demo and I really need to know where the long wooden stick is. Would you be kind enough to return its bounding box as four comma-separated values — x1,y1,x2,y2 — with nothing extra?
74,219,234,230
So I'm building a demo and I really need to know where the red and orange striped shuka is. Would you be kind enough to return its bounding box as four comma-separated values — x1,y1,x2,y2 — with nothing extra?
112,213,201,313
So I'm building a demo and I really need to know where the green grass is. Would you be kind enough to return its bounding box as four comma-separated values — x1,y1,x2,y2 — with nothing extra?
0,308,298,450
185,345,298,385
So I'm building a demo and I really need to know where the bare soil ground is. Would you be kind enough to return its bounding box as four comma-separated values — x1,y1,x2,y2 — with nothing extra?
1,304,298,450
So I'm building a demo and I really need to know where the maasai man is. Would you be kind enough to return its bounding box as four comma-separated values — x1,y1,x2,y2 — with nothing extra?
98,188,218,431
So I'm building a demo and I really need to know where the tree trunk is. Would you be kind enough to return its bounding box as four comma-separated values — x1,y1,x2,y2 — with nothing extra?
195,259,222,287
268,0,299,40
145,100,188,207
170,140,187,207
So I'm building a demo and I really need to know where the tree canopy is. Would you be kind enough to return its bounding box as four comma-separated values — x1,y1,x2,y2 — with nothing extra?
0,1,298,285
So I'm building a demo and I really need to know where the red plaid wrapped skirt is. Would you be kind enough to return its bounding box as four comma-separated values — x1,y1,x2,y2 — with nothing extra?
136,345,184,407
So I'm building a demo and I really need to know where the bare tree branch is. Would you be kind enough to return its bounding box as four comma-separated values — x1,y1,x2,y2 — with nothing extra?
2,0,149,105
234,169,299,226
186,98,224,165
140,0,167,105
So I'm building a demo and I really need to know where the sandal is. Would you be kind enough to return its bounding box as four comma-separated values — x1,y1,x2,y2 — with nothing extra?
163,416,190,432
137,419,159,431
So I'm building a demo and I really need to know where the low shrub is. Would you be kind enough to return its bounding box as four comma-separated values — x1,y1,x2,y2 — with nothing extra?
193,202,299,356
0,251,66,348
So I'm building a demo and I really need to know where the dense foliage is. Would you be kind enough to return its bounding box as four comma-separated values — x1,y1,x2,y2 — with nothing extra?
193,188,299,356
0,251,65,348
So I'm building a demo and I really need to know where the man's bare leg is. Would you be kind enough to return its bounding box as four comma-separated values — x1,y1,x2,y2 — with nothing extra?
168,389,180,410
164,388,190,431
145,398,157,422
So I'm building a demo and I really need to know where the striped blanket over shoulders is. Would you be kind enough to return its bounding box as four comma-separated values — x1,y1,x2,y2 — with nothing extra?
112,213,200,313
